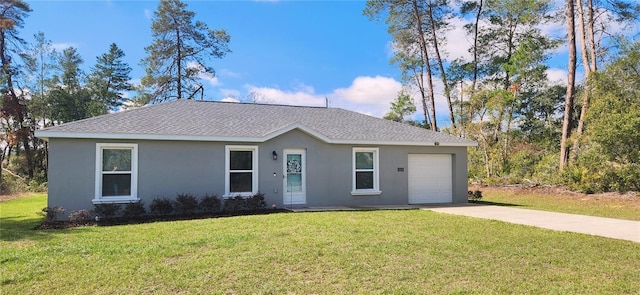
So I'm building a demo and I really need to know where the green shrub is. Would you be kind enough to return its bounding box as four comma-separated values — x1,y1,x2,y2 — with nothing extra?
224,193,267,212
468,190,483,202
150,198,174,215
506,149,538,180
0,174,29,195
93,203,121,219
122,201,147,218
245,192,266,210
224,196,245,212
199,194,221,213
28,179,48,193
175,193,198,215
604,164,640,193
532,153,560,184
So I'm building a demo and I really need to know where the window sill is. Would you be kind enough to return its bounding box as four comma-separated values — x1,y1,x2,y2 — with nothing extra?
351,190,382,196
223,193,255,199
92,197,140,204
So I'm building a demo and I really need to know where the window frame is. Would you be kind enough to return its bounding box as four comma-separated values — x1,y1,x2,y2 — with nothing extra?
93,143,139,204
225,145,259,197
351,147,381,196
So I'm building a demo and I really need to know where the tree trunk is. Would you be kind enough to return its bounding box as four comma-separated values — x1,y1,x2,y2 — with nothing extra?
480,134,491,178
427,0,456,130
571,0,590,160
576,0,591,76
472,0,483,93
587,0,596,73
414,68,432,128
503,100,516,169
572,0,596,160
411,0,437,131
560,0,577,170
0,152,3,194
176,26,182,100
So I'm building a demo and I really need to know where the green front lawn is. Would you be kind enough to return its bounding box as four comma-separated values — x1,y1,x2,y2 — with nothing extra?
1,195,639,294
476,187,640,221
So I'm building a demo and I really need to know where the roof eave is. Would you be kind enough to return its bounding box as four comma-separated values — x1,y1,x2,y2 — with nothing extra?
35,129,478,147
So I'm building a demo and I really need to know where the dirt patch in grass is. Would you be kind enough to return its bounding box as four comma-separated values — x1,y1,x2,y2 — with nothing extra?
473,185,639,201
0,193,33,202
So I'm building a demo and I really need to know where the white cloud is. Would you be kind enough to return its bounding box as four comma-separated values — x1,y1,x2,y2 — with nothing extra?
386,17,472,63
200,74,221,87
241,76,402,118
546,68,567,85
225,75,462,122
539,19,565,40
332,76,401,105
443,17,473,61
400,76,457,124
220,88,241,98
329,76,402,117
221,97,239,103
291,82,315,94
187,62,222,87
244,84,325,106
546,67,587,86
51,42,77,51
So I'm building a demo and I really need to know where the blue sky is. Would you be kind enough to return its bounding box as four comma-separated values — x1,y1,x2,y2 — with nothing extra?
23,0,405,116
21,0,635,122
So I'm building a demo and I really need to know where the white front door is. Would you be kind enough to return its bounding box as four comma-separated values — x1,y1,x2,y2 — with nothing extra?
283,149,306,205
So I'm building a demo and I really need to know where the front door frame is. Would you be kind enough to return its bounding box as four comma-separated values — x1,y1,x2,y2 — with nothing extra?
283,149,306,205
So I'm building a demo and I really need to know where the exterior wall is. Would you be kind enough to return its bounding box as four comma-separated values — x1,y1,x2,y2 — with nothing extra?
48,138,96,213
263,129,468,206
48,138,227,214
47,130,469,215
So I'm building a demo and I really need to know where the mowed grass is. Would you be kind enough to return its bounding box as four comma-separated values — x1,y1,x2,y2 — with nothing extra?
2,195,639,294
477,187,640,221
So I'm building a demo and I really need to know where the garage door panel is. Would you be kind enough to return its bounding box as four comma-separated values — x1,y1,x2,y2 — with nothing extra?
408,154,452,204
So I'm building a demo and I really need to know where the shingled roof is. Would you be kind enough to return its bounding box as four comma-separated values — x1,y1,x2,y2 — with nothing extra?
35,100,476,147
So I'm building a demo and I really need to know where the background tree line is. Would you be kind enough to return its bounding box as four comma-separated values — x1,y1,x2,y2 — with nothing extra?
367,0,640,193
1,0,638,194
0,0,229,193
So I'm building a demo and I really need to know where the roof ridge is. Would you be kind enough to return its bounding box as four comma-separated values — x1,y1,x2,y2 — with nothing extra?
187,99,333,110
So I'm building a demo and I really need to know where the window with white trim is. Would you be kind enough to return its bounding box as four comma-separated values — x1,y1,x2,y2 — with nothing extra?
352,147,381,195
225,145,259,197
94,143,138,203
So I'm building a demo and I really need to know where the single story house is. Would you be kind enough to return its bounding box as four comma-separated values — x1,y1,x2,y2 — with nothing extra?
35,99,477,214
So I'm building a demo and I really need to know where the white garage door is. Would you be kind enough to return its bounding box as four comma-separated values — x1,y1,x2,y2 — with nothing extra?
408,154,452,204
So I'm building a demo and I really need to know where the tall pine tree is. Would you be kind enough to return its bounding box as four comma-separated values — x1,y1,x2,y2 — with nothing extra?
0,0,32,181
23,32,59,127
141,0,230,103
88,43,132,111
49,47,99,123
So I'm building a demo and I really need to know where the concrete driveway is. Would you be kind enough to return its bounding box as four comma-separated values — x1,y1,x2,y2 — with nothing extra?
426,204,640,243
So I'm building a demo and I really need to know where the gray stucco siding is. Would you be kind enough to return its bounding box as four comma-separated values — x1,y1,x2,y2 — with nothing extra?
137,141,224,198
46,129,469,215
263,131,469,205
47,138,97,213
48,138,227,213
